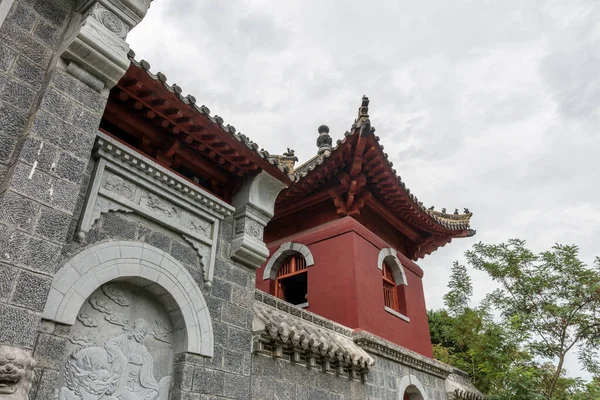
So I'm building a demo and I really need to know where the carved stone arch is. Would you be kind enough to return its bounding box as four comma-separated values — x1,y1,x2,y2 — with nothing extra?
378,247,408,286
398,374,428,400
263,242,315,280
43,241,213,356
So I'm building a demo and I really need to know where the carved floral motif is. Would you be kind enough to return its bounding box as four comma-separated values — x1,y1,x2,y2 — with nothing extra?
235,218,263,238
0,345,36,399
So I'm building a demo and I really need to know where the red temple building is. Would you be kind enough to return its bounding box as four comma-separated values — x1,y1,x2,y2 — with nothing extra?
256,96,474,357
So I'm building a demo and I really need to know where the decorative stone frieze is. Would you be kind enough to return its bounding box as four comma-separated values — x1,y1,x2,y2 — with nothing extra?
77,133,235,287
231,171,287,268
0,345,37,400
252,291,374,378
353,330,454,379
59,0,152,89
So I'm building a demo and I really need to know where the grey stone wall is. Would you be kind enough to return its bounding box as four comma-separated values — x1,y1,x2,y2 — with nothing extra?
0,0,107,353
249,352,447,400
27,205,256,399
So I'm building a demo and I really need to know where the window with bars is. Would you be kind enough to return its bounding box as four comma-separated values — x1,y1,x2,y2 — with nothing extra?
382,262,399,311
275,254,308,307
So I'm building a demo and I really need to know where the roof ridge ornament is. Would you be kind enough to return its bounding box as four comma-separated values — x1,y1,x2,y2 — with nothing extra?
316,125,332,155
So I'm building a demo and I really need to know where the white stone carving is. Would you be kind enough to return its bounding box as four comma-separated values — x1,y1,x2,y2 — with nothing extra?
103,283,131,307
90,296,114,314
59,319,170,400
106,312,129,327
77,311,98,327
78,134,230,286
153,321,173,345
43,241,214,357
0,345,37,399
69,336,93,347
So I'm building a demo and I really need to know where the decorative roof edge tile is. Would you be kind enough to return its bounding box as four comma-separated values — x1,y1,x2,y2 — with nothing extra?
253,290,374,372
446,369,486,400
96,132,234,218
352,330,453,379
126,50,289,177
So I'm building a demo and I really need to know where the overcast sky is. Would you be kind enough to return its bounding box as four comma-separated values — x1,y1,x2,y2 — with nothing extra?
128,0,599,380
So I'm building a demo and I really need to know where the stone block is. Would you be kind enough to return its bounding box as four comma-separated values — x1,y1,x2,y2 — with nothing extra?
6,3,37,31
227,263,255,289
211,321,227,347
100,211,138,240
0,101,28,137
172,362,194,392
33,0,69,27
50,68,107,111
0,263,17,302
210,279,231,302
55,151,86,183
230,284,253,307
273,379,296,400
0,225,29,265
32,110,95,156
223,373,250,399
227,327,251,353
33,19,60,47
35,206,71,242
70,104,101,131
221,303,250,329
0,22,51,67
250,376,275,399
33,368,59,400
40,87,74,119
11,270,51,311
192,367,224,395
0,44,16,72
222,349,243,374
205,296,222,321
10,55,45,89
0,303,39,347
138,226,172,253
0,190,38,230
0,72,36,109
22,235,62,274
18,136,59,173
202,345,222,370
171,238,199,266
33,332,67,369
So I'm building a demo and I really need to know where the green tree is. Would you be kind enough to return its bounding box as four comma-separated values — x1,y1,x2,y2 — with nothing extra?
465,240,600,398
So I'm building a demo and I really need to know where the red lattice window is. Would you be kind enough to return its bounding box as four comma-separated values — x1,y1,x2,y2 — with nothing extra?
382,262,399,312
275,254,308,306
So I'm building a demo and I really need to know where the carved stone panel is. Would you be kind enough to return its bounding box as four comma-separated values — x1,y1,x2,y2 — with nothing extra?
0,345,36,399
78,134,234,286
58,283,173,400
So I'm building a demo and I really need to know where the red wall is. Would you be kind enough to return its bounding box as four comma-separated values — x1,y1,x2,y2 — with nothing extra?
256,217,433,357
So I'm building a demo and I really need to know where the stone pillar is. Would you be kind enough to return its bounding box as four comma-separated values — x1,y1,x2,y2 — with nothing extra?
0,0,150,397
230,171,287,269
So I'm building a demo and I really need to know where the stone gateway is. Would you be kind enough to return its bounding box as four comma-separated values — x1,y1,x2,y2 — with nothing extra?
0,0,484,399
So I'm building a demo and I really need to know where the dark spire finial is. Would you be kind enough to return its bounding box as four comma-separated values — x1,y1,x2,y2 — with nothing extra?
316,125,332,155
358,95,370,122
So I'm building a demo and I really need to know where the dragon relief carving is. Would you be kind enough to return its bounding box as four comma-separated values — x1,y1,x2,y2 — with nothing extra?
60,319,170,400
145,194,178,219
103,175,134,200
189,219,210,235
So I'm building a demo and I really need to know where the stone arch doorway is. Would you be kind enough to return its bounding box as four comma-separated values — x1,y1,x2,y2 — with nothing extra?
398,374,428,400
43,241,214,356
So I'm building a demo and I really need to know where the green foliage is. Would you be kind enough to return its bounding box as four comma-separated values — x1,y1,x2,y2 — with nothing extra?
430,239,600,400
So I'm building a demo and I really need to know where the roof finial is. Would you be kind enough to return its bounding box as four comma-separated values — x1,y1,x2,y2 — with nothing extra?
317,125,332,155
358,95,370,122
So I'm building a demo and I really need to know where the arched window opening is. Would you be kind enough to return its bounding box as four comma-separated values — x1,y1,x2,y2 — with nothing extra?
276,254,308,307
383,262,399,311
382,261,408,318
